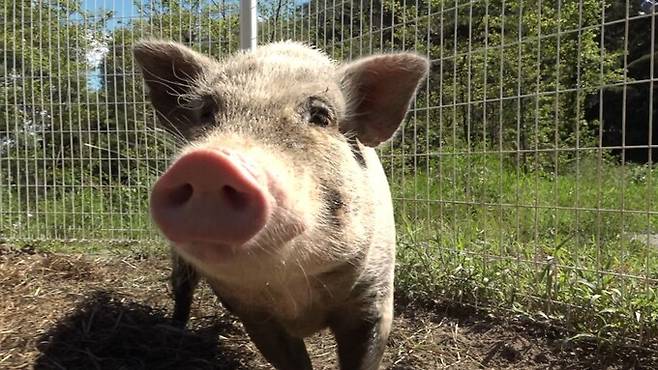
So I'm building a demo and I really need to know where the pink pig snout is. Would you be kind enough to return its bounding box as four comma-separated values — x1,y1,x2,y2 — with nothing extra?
150,148,272,247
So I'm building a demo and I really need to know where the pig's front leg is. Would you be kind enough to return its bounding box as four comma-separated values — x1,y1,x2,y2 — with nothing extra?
330,301,393,370
239,315,313,370
170,253,200,326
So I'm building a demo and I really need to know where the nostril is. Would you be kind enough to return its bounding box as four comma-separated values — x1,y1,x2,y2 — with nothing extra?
222,185,250,210
167,183,194,207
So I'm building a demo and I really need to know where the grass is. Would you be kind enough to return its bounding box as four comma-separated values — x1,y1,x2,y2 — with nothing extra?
389,152,658,349
0,182,155,243
2,150,658,350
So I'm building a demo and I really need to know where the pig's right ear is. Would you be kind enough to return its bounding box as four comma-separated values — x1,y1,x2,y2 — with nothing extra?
133,40,214,134
339,53,430,147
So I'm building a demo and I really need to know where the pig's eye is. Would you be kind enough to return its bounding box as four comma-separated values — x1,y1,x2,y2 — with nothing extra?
196,96,218,123
305,98,334,127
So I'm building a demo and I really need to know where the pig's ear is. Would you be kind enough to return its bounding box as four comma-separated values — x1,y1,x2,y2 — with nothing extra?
133,39,214,134
339,53,429,147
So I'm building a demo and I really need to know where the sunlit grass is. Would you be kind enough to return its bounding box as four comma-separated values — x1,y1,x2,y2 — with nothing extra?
391,153,658,348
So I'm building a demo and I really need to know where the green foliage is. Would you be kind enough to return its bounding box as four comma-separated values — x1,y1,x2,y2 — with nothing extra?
379,0,625,172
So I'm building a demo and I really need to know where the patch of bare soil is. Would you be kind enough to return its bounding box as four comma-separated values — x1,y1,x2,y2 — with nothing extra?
1,244,656,369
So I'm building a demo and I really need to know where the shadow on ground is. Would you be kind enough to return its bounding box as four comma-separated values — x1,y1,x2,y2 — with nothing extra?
34,290,252,370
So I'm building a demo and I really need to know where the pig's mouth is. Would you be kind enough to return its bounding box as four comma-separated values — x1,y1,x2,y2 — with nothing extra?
150,148,306,262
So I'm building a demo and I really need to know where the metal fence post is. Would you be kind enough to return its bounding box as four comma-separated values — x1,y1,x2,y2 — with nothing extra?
240,0,257,50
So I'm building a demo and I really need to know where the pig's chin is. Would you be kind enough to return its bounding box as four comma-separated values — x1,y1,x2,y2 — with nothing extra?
172,219,306,265
174,241,240,264
171,202,308,265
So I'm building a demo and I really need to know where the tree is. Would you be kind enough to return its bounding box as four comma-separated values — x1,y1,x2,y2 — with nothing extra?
0,0,109,197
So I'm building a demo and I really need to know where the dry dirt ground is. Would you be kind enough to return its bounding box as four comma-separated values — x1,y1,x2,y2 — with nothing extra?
1,244,657,370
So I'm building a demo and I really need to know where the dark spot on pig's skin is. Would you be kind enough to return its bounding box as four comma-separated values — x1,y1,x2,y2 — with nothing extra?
347,137,366,168
324,187,345,229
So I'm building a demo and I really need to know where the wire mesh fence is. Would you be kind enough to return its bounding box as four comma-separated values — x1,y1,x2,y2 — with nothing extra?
1,0,657,348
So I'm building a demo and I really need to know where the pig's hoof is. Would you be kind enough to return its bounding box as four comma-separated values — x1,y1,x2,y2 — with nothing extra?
170,318,188,329
170,313,190,329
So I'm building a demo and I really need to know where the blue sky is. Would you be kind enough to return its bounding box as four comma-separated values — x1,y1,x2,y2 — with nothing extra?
83,0,137,30
83,1,138,88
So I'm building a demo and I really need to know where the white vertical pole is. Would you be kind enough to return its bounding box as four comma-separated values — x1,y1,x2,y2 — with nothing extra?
240,0,257,50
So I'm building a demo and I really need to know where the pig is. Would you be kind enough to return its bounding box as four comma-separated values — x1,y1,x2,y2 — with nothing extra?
133,39,429,370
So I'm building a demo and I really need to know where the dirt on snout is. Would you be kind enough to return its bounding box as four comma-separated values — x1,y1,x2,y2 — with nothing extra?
1,244,656,370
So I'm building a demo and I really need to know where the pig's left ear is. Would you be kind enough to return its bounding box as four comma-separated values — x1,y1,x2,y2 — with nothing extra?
339,53,430,147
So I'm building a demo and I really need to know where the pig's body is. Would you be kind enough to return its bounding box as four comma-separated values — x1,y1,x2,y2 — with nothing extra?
204,142,395,330
134,40,428,370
